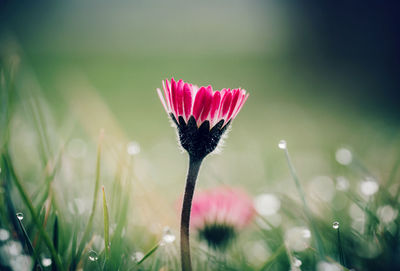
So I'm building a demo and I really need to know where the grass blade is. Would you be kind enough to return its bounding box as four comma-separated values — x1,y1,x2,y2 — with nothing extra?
16,214,43,271
102,186,110,260
73,129,104,267
279,140,325,258
137,243,160,265
52,216,59,271
4,153,64,271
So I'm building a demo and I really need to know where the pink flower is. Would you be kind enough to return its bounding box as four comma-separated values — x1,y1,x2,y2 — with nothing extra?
189,187,255,249
157,78,249,128
157,78,249,160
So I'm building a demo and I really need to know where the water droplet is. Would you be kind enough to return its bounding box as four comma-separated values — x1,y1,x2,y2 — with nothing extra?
377,205,398,224
335,148,352,165
127,141,141,156
41,257,52,267
332,221,339,229
336,176,349,191
5,241,23,256
285,227,311,252
132,251,144,262
9,254,32,271
360,178,379,196
317,261,342,271
278,140,287,150
254,193,281,216
88,250,98,261
0,228,10,241
293,258,302,267
16,213,24,220
160,227,175,245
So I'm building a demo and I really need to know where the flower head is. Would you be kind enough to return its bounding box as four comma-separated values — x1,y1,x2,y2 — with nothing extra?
157,78,249,160
189,187,255,249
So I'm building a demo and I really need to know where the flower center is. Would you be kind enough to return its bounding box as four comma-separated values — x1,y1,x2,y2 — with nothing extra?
198,223,236,250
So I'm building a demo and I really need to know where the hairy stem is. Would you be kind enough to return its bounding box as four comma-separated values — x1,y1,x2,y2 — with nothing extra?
180,156,203,271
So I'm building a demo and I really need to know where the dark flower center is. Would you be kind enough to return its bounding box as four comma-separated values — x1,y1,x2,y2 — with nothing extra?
198,223,236,250
171,115,230,160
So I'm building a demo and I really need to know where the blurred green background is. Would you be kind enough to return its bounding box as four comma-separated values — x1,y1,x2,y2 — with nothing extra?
1,0,399,174
1,1,400,270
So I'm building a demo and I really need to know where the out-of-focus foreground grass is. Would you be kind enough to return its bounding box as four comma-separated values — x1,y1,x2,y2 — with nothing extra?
1,1,400,270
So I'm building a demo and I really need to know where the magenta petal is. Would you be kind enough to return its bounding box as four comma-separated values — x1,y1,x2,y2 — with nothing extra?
170,78,178,116
220,92,232,119
199,87,213,122
163,79,172,111
192,87,206,121
208,91,221,121
183,83,192,120
226,89,240,121
232,92,249,119
176,79,184,116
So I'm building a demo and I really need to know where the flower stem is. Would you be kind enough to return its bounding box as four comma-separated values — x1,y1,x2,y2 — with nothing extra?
336,226,345,267
283,147,325,258
180,156,203,271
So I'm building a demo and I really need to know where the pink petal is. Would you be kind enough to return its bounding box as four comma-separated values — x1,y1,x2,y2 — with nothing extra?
183,83,192,120
199,86,213,122
226,89,240,121
232,91,249,119
162,79,172,111
176,79,184,116
157,88,168,113
208,91,221,123
192,87,206,121
219,92,232,120
170,78,178,116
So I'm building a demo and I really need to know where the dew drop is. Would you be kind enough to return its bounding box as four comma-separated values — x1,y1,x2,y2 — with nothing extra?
5,241,23,256
0,228,10,241
160,227,175,245
360,178,379,196
254,193,281,216
293,258,302,267
16,213,24,220
41,257,52,267
278,140,287,150
132,251,144,262
127,141,141,156
333,221,339,229
285,227,311,252
88,250,98,261
335,148,352,165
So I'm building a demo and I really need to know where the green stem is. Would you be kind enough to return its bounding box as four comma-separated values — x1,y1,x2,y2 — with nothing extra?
74,130,103,266
283,148,325,258
102,186,110,260
16,214,43,270
180,156,203,271
137,243,160,265
336,226,345,267
5,154,64,271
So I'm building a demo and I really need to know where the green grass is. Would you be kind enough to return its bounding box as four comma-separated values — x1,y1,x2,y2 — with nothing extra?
1,39,400,271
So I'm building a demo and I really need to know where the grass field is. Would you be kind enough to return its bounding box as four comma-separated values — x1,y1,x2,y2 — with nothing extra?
1,1,400,270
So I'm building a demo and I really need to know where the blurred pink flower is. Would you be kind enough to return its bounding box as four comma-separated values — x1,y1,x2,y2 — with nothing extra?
189,187,255,248
191,187,254,229
157,78,249,128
